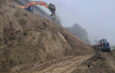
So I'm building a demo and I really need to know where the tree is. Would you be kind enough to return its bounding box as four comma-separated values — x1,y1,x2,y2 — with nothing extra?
66,23,90,44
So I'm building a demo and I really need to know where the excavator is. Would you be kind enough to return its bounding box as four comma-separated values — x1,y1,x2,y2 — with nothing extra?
19,1,56,16
93,39,111,52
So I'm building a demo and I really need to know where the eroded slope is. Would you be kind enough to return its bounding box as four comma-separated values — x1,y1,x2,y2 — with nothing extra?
0,1,93,73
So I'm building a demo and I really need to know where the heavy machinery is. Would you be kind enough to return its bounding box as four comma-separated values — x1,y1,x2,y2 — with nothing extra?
19,1,56,16
93,39,111,52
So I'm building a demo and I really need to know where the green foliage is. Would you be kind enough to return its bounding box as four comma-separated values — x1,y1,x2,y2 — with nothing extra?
66,23,90,44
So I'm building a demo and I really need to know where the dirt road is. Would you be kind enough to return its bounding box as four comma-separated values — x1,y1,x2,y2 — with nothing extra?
23,55,91,73
12,55,91,73
12,54,115,73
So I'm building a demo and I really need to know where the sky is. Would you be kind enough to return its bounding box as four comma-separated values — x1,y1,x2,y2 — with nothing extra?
35,0,115,46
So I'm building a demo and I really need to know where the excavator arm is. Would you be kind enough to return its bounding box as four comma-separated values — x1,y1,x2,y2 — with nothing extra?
25,1,48,8
19,1,55,16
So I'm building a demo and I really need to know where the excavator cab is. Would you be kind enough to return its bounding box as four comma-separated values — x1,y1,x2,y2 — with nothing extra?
26,6,33,12
94,39,111,52
93,39,111,52
99,39,111,52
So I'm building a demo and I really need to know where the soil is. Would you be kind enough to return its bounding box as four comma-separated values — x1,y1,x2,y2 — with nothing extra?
0,1,114,73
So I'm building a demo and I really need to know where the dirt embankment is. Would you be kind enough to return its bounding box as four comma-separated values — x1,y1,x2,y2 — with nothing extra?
0,1,93,73
1,1,114,73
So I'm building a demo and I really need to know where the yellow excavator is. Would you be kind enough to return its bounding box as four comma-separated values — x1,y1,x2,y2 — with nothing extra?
19,1,56,16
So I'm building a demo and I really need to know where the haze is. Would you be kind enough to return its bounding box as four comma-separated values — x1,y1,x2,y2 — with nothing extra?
36,0,115,45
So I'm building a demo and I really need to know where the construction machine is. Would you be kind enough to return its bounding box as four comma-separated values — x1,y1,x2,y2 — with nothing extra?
19,1,56,16
93,39,111,52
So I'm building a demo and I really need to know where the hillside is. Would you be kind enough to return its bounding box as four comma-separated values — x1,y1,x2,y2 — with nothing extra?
0,0,115,73
0,1,93,73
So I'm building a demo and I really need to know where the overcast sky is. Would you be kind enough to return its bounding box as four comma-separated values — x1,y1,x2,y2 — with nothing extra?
36,0,115,45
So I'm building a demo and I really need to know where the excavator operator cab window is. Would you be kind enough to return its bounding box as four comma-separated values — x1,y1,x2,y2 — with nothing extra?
26,6,33,12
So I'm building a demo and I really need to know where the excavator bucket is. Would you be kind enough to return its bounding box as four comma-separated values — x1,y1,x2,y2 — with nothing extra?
48,3,56,16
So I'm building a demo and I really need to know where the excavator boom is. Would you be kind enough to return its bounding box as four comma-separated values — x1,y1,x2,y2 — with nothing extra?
24,1,48,8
